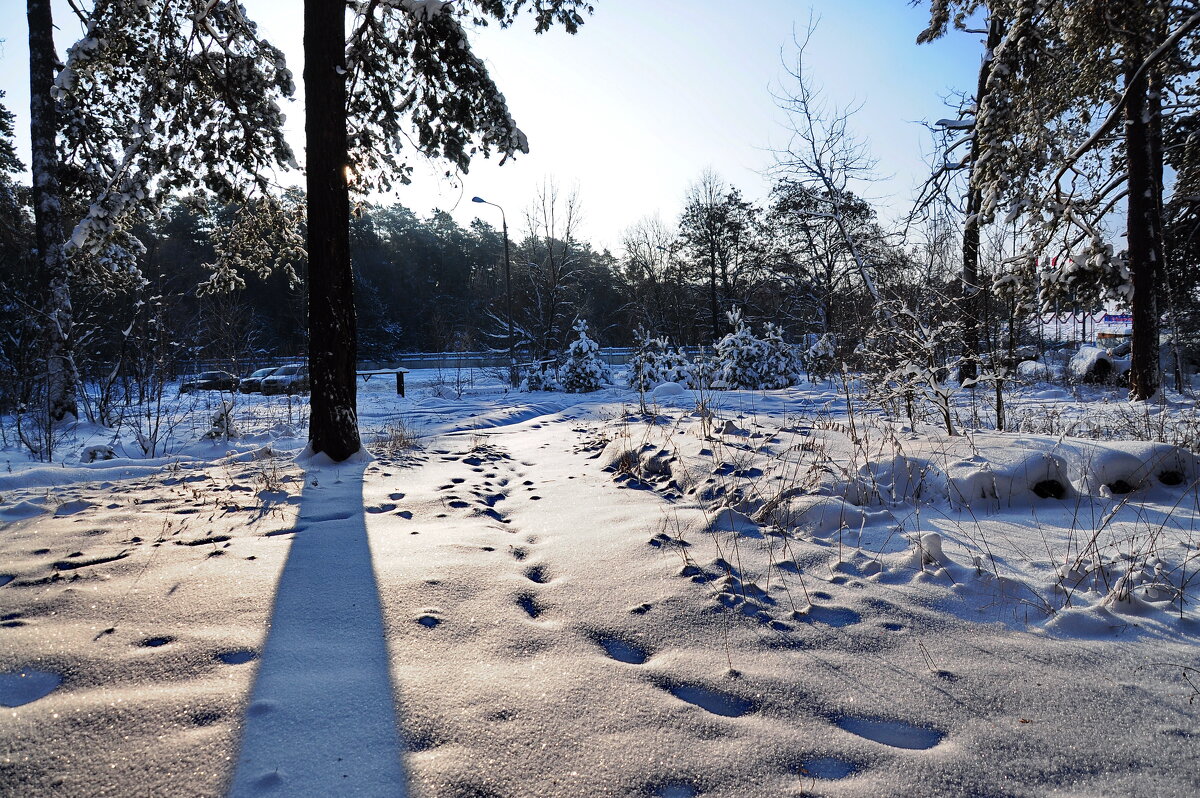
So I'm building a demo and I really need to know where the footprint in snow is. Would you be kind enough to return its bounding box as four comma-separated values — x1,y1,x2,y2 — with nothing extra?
799,756,860,780
835,715,944,749
651,783,699,798
661,681,755,718
447,500,470,509
139,635,174,648
366,503,396,514
510,547,528,561
591,633,649,664
524,565,551,584
389,492,405,500
0,575,14,587
0,670,63,707
515,592,544,619
216,649,257,666
416,611,442,628
794,605,862,628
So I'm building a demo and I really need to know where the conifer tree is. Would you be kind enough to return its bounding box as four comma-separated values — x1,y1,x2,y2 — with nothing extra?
559,319,609,393
303,0,593,459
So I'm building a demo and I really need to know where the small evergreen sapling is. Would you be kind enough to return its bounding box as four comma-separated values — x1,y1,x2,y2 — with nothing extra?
762,321,803,389
713,308,769,390
628,327,666,393
522,361,561,392
802,333,838,381
559,319,610,393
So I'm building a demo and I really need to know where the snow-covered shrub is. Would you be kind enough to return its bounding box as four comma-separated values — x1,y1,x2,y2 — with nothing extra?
628,328,667,393
521,360,561,392
712,308,769,389
802,333,838,380
1068,346,1114,384
203,400,241,440
762,322,803,389
660,346,696,387
628,328,696,392
1017,359,1060,382
559,320,611,393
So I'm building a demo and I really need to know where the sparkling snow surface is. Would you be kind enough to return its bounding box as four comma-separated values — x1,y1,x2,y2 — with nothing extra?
1,371,1199,797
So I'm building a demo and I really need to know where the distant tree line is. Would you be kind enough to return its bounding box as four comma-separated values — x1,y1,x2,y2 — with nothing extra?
0,165,928,384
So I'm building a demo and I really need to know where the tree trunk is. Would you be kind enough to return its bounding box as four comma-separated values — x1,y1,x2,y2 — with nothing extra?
1125,58,1162,402
959,15,1005,383
28,0,77,422
305,0,360,460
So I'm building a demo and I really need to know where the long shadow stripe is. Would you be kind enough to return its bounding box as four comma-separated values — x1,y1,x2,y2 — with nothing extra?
229,465,408,797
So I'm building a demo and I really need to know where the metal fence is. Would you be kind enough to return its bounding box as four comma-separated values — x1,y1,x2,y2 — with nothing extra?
180,346,714,376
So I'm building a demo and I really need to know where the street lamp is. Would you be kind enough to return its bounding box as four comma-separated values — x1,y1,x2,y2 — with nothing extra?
472,196,517,386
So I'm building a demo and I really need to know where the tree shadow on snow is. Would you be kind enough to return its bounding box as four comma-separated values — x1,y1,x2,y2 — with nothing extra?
228,462,408,797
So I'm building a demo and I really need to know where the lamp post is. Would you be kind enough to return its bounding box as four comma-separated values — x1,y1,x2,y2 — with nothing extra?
472,196,517,386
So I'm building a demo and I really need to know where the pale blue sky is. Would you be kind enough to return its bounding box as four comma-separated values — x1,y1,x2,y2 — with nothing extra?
0,1,983,250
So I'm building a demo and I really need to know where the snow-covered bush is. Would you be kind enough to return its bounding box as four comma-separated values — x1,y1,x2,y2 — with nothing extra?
659,345,696,387
762,322,803,389
712,308,769,389
801,333,838,380
522,361,561,392
559,320,611,393
628,328,667,393
1068,346,1115,384
1017,358,1061,382
202,400,241,441
629,328,697,393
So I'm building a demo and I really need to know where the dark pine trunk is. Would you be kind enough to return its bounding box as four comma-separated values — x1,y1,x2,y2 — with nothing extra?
1125,59,1163,402
304,0,360,459
959,14,1005,383
28,0,77,421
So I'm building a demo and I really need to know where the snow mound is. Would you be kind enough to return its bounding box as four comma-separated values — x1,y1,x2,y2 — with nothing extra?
0,500,48,522
760,494,865,537
651,381,686,399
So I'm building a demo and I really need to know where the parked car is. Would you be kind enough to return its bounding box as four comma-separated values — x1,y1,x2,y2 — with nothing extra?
261,363,309,395
180,370,237,394
239,366,280,394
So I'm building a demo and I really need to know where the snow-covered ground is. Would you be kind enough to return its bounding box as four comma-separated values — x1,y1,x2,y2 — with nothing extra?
2,371,1199,797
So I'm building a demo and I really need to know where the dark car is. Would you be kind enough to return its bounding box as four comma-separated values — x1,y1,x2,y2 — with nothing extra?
261,364,309,395
180,370,238,394
239,367,280,394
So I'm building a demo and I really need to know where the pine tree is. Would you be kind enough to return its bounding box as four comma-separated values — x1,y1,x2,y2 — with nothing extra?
28,0,76,421
761,322,802,389
559,319,610,393
713,308,768,390
919,0,1200,400
628,327,666,393
302,0,593,459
